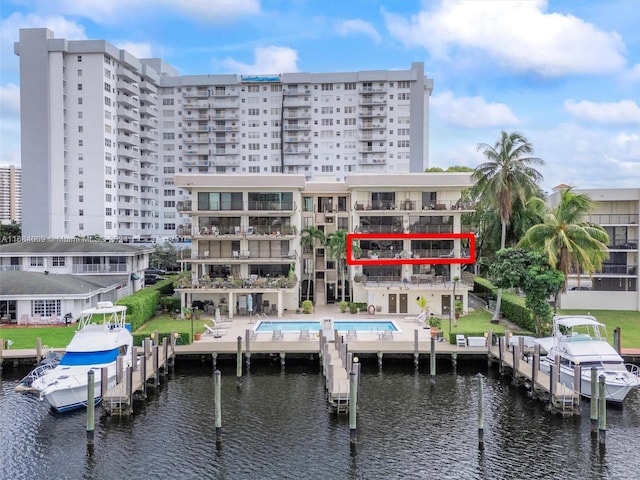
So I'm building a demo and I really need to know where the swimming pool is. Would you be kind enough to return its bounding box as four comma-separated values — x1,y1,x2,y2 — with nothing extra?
255,320,399,332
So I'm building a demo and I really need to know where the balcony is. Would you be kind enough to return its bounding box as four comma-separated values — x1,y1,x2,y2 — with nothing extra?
72,264,128,274
183,90,210,98
247,201,296,212
117,93,138,108
139,104,158,117
175,274,297,290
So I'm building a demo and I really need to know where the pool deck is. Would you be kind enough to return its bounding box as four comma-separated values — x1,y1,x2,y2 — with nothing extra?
173,304,489,358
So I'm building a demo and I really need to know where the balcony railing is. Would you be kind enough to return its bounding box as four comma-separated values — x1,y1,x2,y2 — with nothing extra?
72,264,128,273
176,275,297,290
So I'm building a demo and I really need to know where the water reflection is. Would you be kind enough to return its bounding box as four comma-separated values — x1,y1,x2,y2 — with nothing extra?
1,359,639,479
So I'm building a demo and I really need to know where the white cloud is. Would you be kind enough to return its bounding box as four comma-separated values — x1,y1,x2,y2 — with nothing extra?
621,64,640,83
532,123,640,190
335,19,381,43
431,91,518,128
0,83,20,116
114,42,153,60
29,0,261,24
221,46,298,74
564,99,640,124
0,83,21,167
383,0,626,76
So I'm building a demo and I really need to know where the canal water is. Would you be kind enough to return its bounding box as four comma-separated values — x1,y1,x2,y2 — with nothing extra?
1,359,639,480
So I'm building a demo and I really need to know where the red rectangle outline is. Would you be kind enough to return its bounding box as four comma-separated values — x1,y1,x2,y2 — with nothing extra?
346,233,476,266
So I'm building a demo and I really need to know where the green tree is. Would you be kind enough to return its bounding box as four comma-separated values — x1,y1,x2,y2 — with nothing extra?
0,222,21,242
473,131,545,322
300,225,326,301
490,248,564,335
150,242,179,270
326,230,360,302
518,187,609,292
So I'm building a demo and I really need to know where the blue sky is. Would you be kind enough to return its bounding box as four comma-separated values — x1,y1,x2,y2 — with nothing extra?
1,0,639,192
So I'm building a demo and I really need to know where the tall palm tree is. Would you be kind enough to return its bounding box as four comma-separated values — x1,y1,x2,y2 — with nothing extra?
473,131,545,322
518,187,609,292
326,230,361,302
300,225,326,302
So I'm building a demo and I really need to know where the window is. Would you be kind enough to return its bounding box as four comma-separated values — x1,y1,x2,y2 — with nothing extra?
398,81,410,88
78,97,83,105
164,201,175,208
164,224,176,230
30,257,44,267
52,257,65,267
247,85,259,92
32,300,61,317
345,83,356,90
398,93,410,101
163,98,175,106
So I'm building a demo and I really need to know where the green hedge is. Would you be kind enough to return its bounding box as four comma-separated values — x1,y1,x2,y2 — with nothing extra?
473,277,534,333
132,331,191,346
116,277,175,331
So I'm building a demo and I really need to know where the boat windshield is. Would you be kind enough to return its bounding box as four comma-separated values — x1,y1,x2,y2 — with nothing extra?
59,349,119,366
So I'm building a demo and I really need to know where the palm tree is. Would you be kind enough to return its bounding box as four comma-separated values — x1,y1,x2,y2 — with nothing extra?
326,230,361,302
300,226,326,302
473,131,545,322
518,187,609,293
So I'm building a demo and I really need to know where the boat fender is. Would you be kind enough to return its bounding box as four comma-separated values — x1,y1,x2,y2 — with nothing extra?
368,304,375,315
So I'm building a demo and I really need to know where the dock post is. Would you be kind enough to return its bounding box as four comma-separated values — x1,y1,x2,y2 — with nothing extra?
346,352,353,375
486,331,493,367
477,373,484,449
498,336,504,375
573,364,581,408
162,337,168,378
236,336,242,385
548,365,555,409
413,329,419,369
214,369,222,444
531,345,539,395
36,337,42,363
590,367,598,434
430,336,436,378
141,349,147,398
170,330,176,371
318,331,324,364
87,370,95,444
153,344,160,389
245,329,252,369
451,352,457,367
377,351,383,369
349,368,357,445
116,355,123,385
353,357,361,396
126,366,133,414
101,366,108,400
144,337,151,358
0,338,3,371
512,344,520,385
613,327,621,353
132,346,138,372
280,351,286,368
598,374,606,445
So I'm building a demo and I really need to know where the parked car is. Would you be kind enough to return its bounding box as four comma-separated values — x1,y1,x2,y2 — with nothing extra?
145,267,166,275
145,273,162,285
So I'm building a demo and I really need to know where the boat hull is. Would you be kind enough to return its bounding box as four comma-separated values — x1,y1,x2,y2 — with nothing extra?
38,366,118,412
540,360,639,403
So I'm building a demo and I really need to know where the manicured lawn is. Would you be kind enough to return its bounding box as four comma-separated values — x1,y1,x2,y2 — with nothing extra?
558,309,640,349
0,325,77,350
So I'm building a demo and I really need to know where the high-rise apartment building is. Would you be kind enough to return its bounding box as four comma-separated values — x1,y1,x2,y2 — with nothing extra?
16,28,433,241
0,165,21,225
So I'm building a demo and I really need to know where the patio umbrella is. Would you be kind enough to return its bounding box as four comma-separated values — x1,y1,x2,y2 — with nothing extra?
247,294,253,314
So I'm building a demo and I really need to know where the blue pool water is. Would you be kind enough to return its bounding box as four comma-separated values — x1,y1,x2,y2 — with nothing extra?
255,320,398,332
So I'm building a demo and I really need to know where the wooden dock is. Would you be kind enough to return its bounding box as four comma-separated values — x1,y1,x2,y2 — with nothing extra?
102,336,175,415
320,331,350,413
487,333,579,414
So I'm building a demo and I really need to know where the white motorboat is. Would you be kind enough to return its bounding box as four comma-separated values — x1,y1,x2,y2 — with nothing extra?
537,315,640,403
31,302,133,412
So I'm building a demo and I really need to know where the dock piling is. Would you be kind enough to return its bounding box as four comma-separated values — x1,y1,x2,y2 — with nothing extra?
245,329,252,369
413,329,419,369
280,351,286,368
430,336,436,377
377,351,383,369
598,375,606,446
477,373,484,449
349,369,357,444
531,344,540,394
590,367,598,434
236,336,242,384
573,364,581,408
153,344,160,388
36,337,42,363
86,370,95,444
214,369,222,444
101,367,108,399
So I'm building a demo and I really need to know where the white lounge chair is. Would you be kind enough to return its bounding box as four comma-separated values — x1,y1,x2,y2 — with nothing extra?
204,324,225,337
272,330,284,341
380,329,394,340
299,329,311,340
456,334,467,347
346,329,357,341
